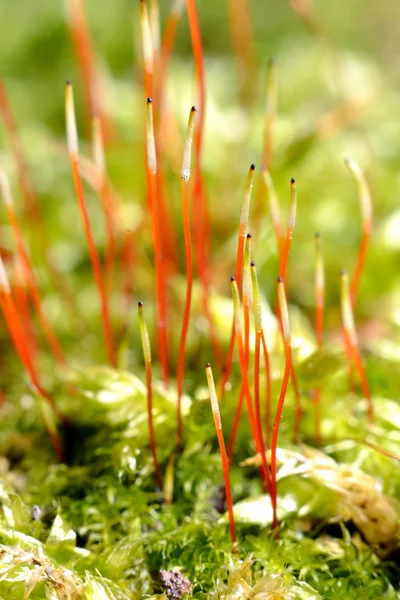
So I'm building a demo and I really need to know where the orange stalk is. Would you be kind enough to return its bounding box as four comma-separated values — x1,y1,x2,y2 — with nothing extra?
92,114,116,292
0,169,66,367
206,363,237,550
279,178,297,281
314,232,324,445
226,0,256,103
141,2,177,361
231,277,272,495
0,79,80,331
262,58,277,170
185,0,222,368
344,158,372,306
262,169,284,256
12,258,38,360
138,301,163,490
66,81,116,367
0,258,64,460
221,165,256,397
140,0,154,101
158,0,185,116
176,106,197,448
250,261,271,495
227,234,252,461
270,277,291,530
145,98,169,385
260,328,271,447
340,270,374,423
69,0,112,141
227,386,245,463
277,178,301,438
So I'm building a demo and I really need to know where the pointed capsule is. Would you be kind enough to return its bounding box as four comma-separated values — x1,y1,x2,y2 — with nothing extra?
277,277,290,344
287,178,297,236
340,270,357,347
250,261,262,334
138,301,152,365
181,106,197,182
206,362,221,430
230,277,243,338
146,98,157,175
239,164,256,236
242,233,252,307
344,158,372,231
0,256,10,293
65,81,79,157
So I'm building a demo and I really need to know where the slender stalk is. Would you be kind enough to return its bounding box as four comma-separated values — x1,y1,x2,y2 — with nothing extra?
0,78,80,332
12,258,38,360
262,58,277,171
250,261,271,491
279,178,297,281
227,233,252,462
141,1,177,375
226,0,256,103
0,258,64,460
0,169,66,367
231,277,272,494
92,114,116,292
344,158,372,306
221,165,256,397
158,0,185,116
176,106,197,448
242,233,253,366
149,0,161,57
314,232,324,445
262,169,284,256
68,0,112,141
205,363,237,551
227,386,245,462
140,0,154,98
340,270,374,423
145,97,169,385
65,81,116,367
186,0,223,369
278,178,301,438
260,328,271,447
138,301,163,490
270,277,291,530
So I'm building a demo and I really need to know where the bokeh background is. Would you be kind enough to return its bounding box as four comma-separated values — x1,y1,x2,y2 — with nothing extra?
1,0,400,379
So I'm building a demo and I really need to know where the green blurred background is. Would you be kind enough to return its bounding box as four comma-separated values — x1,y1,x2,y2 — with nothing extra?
1,0,400,375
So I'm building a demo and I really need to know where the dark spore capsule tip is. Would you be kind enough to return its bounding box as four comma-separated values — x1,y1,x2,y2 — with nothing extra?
247,233,252,239
147,97,152,104
230,276,236,282
138,300,143,307
291,177,295,184
277,276,283,283
66,80,72,86
250,163,256,171
191,105,197,112
340,269,347,276
315,232,321,238
205,362,211,368
251,260,256,267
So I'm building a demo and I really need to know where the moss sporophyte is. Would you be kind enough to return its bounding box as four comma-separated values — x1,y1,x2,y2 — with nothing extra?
0,1,399,599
